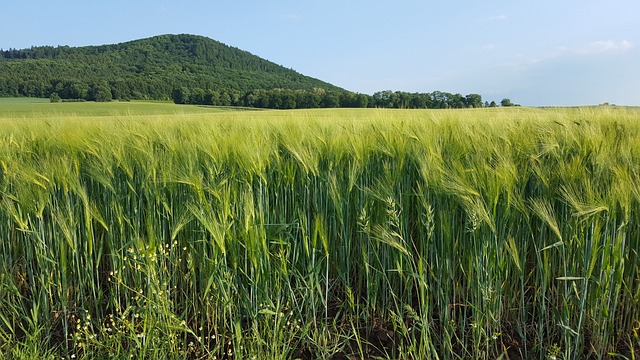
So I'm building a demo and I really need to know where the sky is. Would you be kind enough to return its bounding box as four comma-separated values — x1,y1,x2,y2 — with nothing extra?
1,1,639,106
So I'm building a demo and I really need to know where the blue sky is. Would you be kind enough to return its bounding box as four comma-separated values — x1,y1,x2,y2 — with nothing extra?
2,1,638,106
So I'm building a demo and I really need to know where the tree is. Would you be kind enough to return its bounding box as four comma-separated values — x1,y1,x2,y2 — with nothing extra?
339,92,357,108
227,90,242,106
465,94,483,108
298,91,320,109
373,90,393,107
321,91,340,108
243,90,262,108
203,90,219,105
391,91,413,109
252,90,270,108
431,91,449,108
68,82,88,99
190,88,206,105
268,91,283,109
88,82,112,102
172,87,190,104
354,93,370,108
110,79,131,100
449,93,466,108
49,92,61,102
501,98,513,107
279,90,296,109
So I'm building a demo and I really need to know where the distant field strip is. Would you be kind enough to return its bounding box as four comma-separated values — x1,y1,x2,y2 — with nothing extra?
0,99,235,118
0,106,638,359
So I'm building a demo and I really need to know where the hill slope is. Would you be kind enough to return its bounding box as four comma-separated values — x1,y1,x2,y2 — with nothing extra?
0,34,344,101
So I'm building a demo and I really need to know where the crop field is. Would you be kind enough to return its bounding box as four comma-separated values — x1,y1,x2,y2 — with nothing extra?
0,101,639,359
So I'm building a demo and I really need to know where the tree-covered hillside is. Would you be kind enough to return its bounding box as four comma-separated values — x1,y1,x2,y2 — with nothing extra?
0,34,506,109
0,34,344,101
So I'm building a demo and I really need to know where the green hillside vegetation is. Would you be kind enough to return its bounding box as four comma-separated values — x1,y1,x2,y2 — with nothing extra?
1,35,506,109
0,34,344,102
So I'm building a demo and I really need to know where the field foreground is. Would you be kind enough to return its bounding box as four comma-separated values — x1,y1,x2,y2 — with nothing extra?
0,104,639,359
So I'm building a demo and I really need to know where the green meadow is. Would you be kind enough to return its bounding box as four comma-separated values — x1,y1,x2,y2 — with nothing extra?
0,100,639,359
0,99,252,118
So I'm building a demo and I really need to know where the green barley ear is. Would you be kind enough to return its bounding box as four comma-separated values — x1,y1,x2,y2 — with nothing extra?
505,236,522,273
371,224,410,257
560,182,608,218
530,198,563,242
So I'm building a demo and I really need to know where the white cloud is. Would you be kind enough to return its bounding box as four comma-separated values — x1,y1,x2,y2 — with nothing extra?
558,40,634,55
282,13,301,21
583,40,633,53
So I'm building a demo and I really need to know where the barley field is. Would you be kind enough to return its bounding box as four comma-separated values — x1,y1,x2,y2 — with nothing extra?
0,102,638,359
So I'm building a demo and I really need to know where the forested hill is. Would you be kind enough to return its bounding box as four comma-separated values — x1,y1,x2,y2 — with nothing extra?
0,34,344,101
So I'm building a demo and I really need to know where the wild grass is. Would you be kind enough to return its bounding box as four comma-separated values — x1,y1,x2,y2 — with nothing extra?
0,106,638,359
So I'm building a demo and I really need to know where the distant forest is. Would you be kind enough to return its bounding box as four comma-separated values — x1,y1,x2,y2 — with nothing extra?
171,87,507,109
0,34,512,109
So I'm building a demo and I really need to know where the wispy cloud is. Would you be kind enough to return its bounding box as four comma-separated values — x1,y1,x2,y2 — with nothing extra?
583,40,633,54
282,13,301,21
558,40,634,55
503,40,634,71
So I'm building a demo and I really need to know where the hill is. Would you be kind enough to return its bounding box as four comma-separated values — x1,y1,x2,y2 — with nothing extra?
0,34,344,101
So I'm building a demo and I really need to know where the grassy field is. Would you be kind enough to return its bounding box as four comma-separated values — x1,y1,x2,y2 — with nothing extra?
0,101,639,359
0,98,261,119
0,98,50,104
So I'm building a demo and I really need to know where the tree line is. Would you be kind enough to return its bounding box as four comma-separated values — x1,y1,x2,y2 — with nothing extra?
172,87,515,109
172,87,367,108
